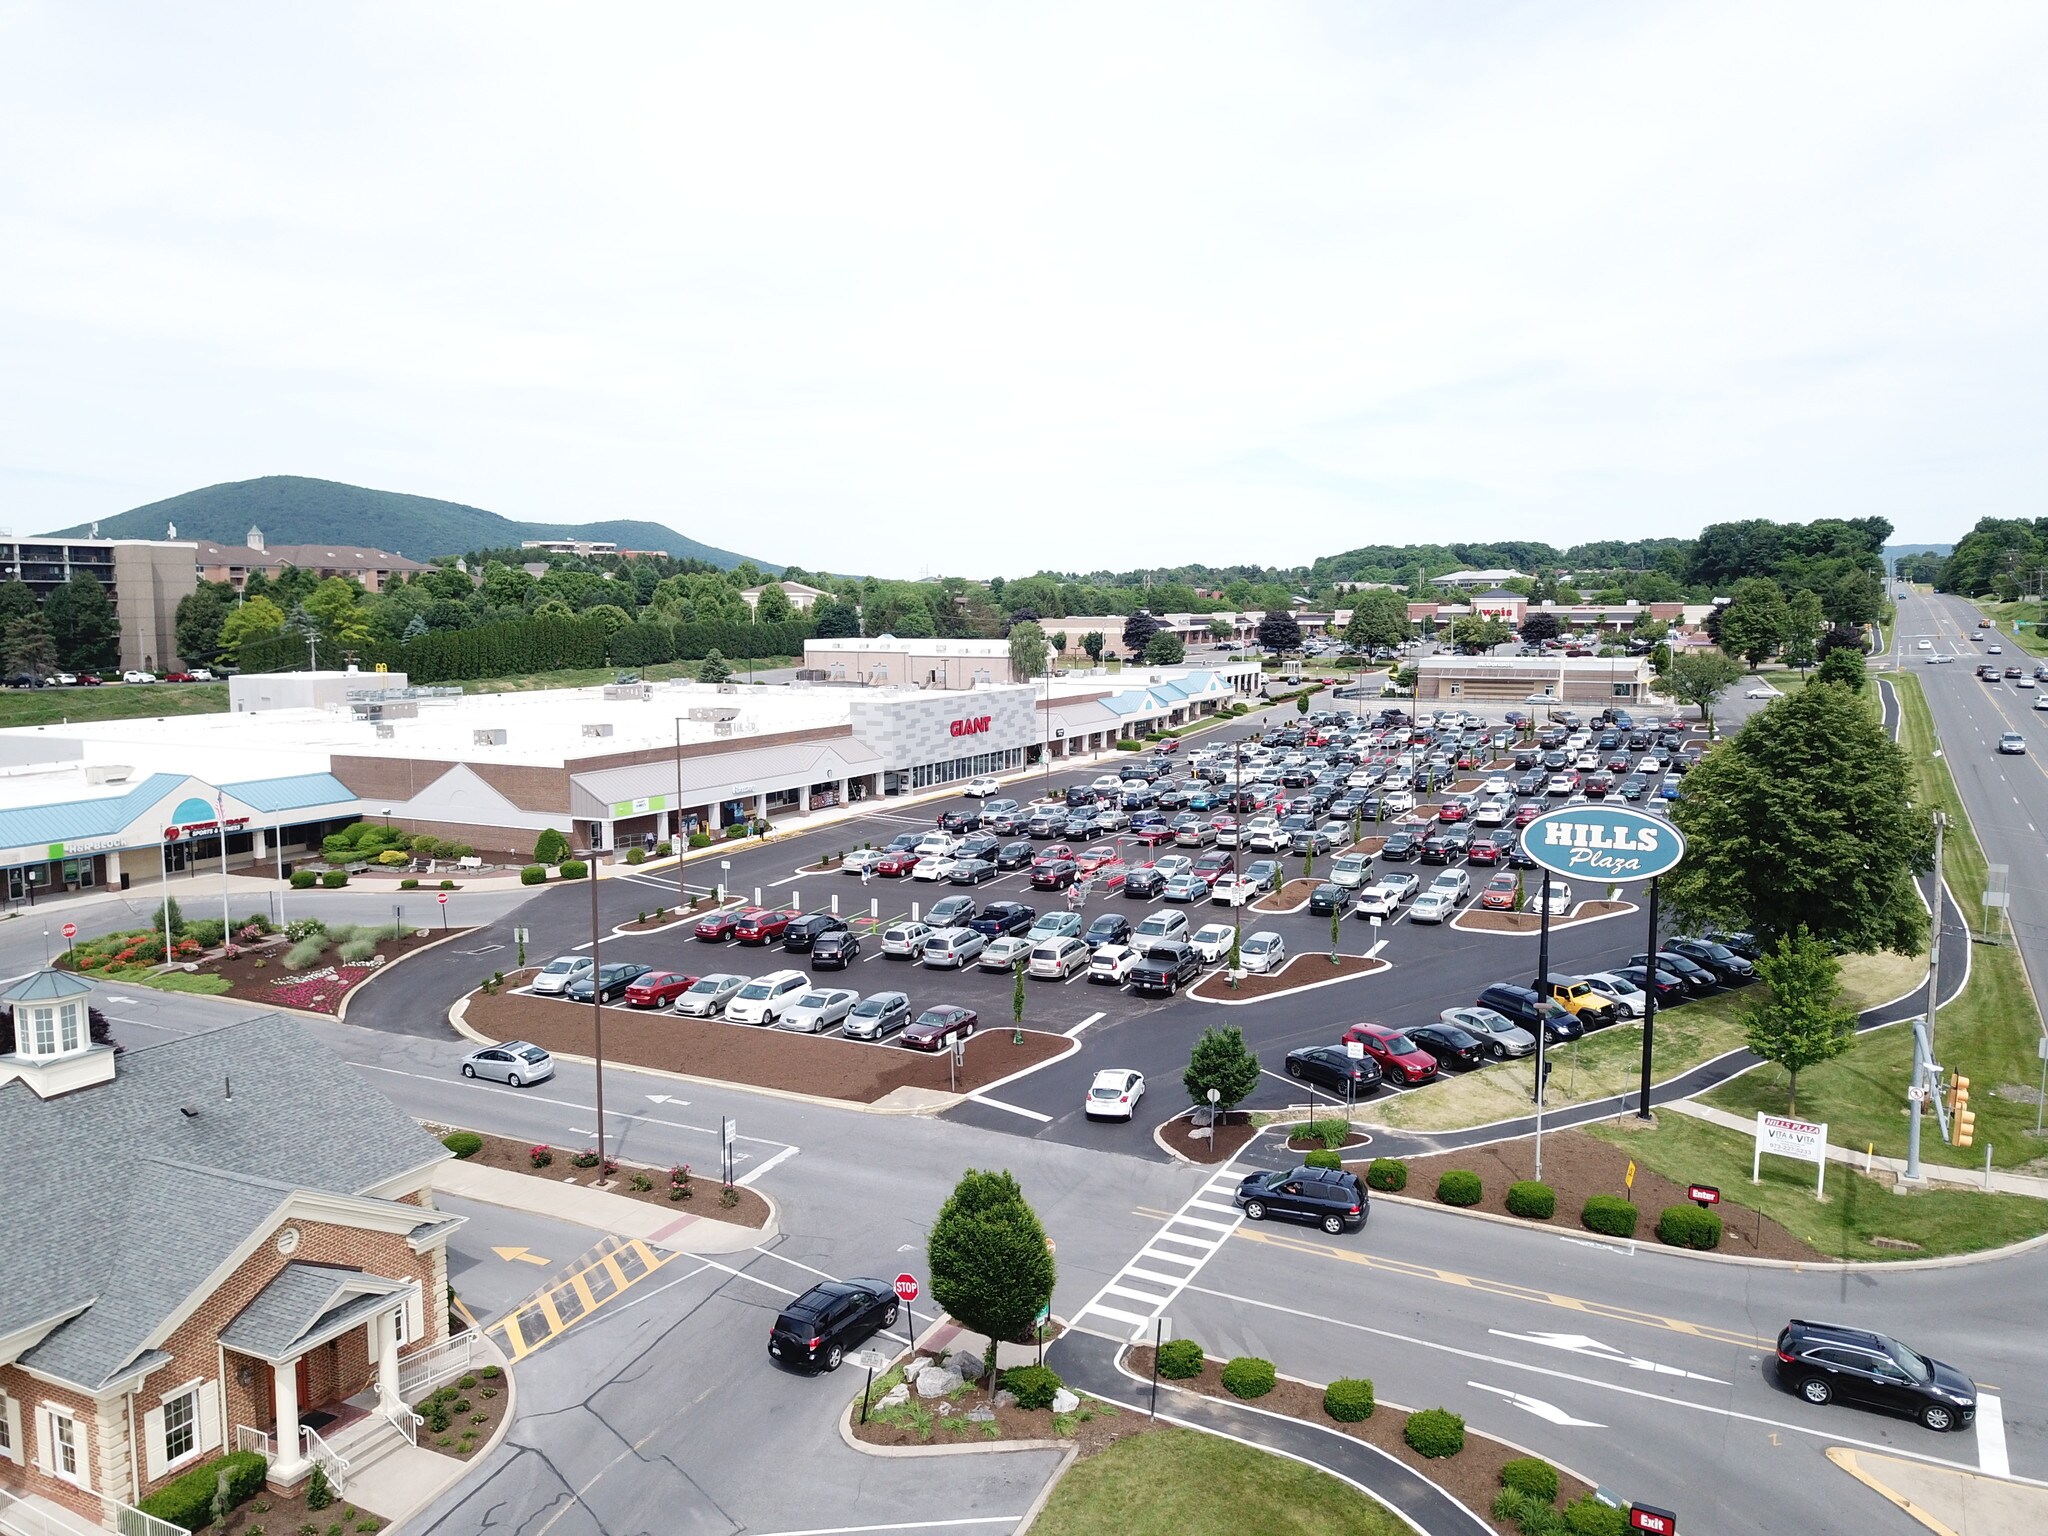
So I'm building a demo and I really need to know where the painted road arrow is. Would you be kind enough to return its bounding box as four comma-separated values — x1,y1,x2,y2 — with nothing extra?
644,1094,687,1104
1467,1381,1605,1428
1488,1329,1727,1383
491,1246,551,1266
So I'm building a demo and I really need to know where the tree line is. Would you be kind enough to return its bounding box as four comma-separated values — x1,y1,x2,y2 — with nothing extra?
0,575,121,678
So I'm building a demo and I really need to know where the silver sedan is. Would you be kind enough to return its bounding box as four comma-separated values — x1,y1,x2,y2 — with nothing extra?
676,973,748,1017
1439,1006,1536,1060
776,988,859,1034
843,991,912,1041
460,1040,555,1086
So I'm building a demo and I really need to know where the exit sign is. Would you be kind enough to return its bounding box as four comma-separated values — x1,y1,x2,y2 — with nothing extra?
1629,1505,1677,1535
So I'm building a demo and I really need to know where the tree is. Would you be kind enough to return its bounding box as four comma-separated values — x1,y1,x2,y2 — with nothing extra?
893,597,936,638
927,1169,1056,1381
1663,650,1742,726
1718,577,1792,669
1818,624,1864,657
1816,646,1866,691
1666,683,1932,954
1143,631,1186,665
1256,610,1302,653
755,582,793,624
1343,589,1411,652
1208,617,1233,643
1449,615,1511,653
1517,610,1561,645
44,572,120,670
1050,631,1067,656
1007,620,1049,682
1,615,58,679
174,583,231,667
1782,588,1824,673
1122,611,1161,656
1184,1025,1260,1112
811,596,860,638
217,594,288,663
697,649,732,684
302,577,372,649
1082,632,1105,663
0,580,37,628
1743,929,1858,1112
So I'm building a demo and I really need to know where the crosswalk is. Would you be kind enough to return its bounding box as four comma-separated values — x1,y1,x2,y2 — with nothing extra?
485,1234,681,1361
1072,1165,1247,1341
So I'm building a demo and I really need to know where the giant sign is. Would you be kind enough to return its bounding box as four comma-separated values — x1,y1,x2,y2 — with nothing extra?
1518,805,1685,883
949,715,993,738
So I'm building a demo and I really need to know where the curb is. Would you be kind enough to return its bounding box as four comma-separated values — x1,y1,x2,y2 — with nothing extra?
336,925,480,1023
1152,1112,1273,1169
383,1331,519,1536
1187,954,1390,1007
1449,901,1638,937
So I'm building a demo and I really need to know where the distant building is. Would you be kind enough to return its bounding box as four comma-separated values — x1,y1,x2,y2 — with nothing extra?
520,538,616,556
194,528,430,595
1436,569,1531,591
739,580,830,613
0,536,194,673
1416,654,1653,705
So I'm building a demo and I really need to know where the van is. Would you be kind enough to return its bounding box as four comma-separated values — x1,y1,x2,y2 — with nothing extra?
921,928,988,968
1475,982,1580,1042
1029,938,1089,979
1330,854,1371,888
724,970,808,1025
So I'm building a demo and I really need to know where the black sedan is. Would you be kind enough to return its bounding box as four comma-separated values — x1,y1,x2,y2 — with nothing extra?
995,840,1034,870
1612,963,1688,1005
1405,1021,1488,1071
809,929,862,969
1307,883,1351,916
1284,1045,1381,1096
1630,950,1717,994
1665,937,1756,984
565,962,651,1002
948,859,998,885
969,902,1037,938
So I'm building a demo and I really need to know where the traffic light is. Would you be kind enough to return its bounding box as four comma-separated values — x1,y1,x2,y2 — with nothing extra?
1950,1074,1974,1148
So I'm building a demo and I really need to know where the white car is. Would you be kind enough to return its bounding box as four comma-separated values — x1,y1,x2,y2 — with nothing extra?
1189,923,1236,963
1744,685,1780,699
841,849,886,876
1430,869,1471,902
1091,775,1124,793
1382,790,1417,814
530,955,593,995
776,987,858,1033
1527,882,1573,915
1134,909,1191,951
1480,776,1511,797
1084,1068,1146,1121
1997,732,2027,755
186,667,216,681
914,831,959,858
724,970,808,1024
1407,890,1457,924
2034,695,2048,712
1239,931,1287,973
1474,798,1510,826
1917,639,1932,650
963,776,1002,798
1581,971,1646,1018
121,670,155,684
1029,937,1090,979
1352,883,1400,918
979,935,1035,970
911,855,955,881
1088,943,1140,984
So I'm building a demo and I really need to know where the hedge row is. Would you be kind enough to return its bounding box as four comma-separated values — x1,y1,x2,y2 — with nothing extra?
136,1450,266,1530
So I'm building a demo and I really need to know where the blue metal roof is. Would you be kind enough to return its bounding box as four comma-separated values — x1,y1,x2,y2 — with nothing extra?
220,773,358,814
0,773,185,852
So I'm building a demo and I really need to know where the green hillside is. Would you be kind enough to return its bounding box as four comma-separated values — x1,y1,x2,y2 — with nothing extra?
45,476,769,568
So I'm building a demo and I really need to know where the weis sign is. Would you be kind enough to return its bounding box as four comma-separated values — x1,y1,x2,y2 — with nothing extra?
950,716,993,738
1518,806,1686,883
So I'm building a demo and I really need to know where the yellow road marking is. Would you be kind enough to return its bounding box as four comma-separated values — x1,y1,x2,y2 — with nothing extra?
484,1235,683,1363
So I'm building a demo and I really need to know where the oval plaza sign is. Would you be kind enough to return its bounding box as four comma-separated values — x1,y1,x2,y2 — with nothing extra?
1519,805,1686,883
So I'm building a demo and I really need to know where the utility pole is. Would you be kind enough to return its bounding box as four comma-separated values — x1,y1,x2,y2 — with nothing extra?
1926,811,1946,1060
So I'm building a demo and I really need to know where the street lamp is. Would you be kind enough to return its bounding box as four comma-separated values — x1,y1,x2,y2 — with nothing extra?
577,848,610,1171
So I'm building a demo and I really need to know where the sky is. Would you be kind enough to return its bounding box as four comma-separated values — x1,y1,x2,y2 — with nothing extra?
1,2,2043,576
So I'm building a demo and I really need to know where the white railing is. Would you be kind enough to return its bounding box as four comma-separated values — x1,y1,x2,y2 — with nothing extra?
0,1489,101,1536
108,1498,187,1536
234,1425,273,1458
396,1329,480,1401
299,1424,350,1500
382,1405,422,1449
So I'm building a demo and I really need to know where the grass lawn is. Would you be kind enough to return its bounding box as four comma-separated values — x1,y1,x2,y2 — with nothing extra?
1702,672,2046,1170
465,656,799,694
1587,1112,2048,1260
1979,601,2048,658
1031,1427,1406,1536
0,682,228,728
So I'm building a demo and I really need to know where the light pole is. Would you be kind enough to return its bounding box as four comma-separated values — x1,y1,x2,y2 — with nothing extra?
674,715,687,914
579,848,609,1170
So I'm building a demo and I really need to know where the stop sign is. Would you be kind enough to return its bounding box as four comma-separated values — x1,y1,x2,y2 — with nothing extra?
61,922,76,939
893,1274,919,1302
437,893,448,905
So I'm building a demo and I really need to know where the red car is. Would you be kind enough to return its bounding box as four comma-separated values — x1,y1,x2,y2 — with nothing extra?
1341,1023,1439,1085
164,671,196,683
75,673,102,686
1032,843,1077,868
875,849,919,877
625,970,696,1007
902,1005,977,1052
696,906,754,941
1076,845,1119,874
1513,804,1542,827
1192,851,1232,886
734,908,793,945
1155,739,1180,754
1128,824,1176,846
1466,838,1501,866
1435,801,1469,824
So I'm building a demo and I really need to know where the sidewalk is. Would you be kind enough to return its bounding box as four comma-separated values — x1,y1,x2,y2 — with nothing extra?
1665,1100,2048,1198
432,1159,774,1254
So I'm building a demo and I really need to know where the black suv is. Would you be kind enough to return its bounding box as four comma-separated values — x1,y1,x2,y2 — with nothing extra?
1234,1165,1369,1233
1129,942,1199,996
1308,882,1351,916
1475,982,1581,1043
767,1278,900,1373
1284,1045,1382,1097
1774,1320,1976,1431
809,929,862,968
782,913,849,952
1381,831,1419,862
1664,937,1756,984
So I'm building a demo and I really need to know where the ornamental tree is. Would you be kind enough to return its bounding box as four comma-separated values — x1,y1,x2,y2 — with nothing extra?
927,1169,1056,1383
1122,611,1161,656
1183,1025,1260,1112
1256,610,1302,653
1744,928,1858,1112
1664,650,1741,726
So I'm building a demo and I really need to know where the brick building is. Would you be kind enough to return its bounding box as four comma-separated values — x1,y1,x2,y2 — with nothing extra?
0,987,458,1531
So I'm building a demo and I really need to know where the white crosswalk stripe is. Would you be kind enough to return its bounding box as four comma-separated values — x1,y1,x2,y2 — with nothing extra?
1072,1160,1248,1340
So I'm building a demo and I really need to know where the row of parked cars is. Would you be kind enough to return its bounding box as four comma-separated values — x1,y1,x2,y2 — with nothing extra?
8,667,212,688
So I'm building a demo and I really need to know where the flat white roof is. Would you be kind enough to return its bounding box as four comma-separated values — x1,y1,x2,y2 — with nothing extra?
806,636,1013,656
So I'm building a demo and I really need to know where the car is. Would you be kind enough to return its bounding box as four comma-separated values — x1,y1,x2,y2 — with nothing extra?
1030,859,1079,891
735,908,795,945
921,928,988,968
1990,645,2005,655
842,991,912,1040
770,987,857,1034
1285,1045,1382,1097
841,849,886,877
1239,931,1287,973
783,913,850,952
1474,983,1579,1042
963,776,1002,797
1082,912,1133,950
694,906,751,942
880,920,934,959
676,972,748,1016
1540,975,1621,1027
460,1040,554,1086
874,849,920,877
1664,937,1758,984
978,934,1035,971
1129,942,1200,995
1086,943,1139,985
1188,922,1236,963
1478,872,1520,910
902,1005,977,1051
565,961,648,1001
768,1277,901,1373
121,670,156,684
1341,1023,1439,1084
624,970,696,1007
1084,1068,1147,1120
971,901,1037,938
1329,853,1373,889
1307,882,1350,916
1028,937,1090,979
924,895,978,930
948,858,997,885
1745,685,1781,699
1998,732,2027,754
1234,1165,1370,1233
1027,911,1084,942
994,839,1034,869
1405,1019,1488,1070
1580,971,1647,1018
725,970,809,1024
1629,949,1718,993
1208,874,1259,906
1352,883,1401,918
530,954,594,995
911,854,956,882
1430,868,1471,902
1161,872,1210,903
1774,1320,1976,1431
938,807,981,834
1526,881,1571,915
1133,909,1191,951
1439,1005,1535,1059
1406,890,1457,924
1613,962,1688,1006
810,929,863,968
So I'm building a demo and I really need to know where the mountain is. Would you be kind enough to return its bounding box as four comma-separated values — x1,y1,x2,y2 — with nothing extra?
1884,543,1952,560
43,476,770,568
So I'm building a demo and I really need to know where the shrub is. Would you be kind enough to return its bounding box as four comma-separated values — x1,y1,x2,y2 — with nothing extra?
1156,1338,1204,1379
533,827,570,865
1500,1457,1561,1503
338,938,376,963
1436,1170,1482,1207
1002,1364,1063,1410
1304,1149,1342,1171
290,870,316,889
285,917,326,942
654,840,672,857
1297,1116,1351,1148
1657,1204,1724,1250
560,860,589,880
1495,1490,1567,1536
725,823,749,839
399,878,419,890
1506,1181,1557,1220
284,937,327,969
185,918,227,948
439,879,456,889
305,1465,334,1511
321,870,348,888
520,864,547,886
689,832,713,848
1220,1356,1275,1399
1366,1157,1408,1192
529,1145,552,1167
377,849,409,866
1561,1494,1629,1536
1323,1377,1375,1422
1580,1195,1640,1238
1403,1407,1465,1458
441,1131,483,1159
136,1450,268,1530
625,846,646,865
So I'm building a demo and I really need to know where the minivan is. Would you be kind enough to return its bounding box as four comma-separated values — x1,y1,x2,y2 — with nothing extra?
1028,938,1089,980
724,970,809,1024
921,928,987,968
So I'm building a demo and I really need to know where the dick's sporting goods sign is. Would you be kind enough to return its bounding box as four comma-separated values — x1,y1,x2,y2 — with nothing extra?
1519,806,1686,882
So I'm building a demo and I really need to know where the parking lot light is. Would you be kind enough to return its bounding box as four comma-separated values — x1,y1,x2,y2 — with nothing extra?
578,847,610,1171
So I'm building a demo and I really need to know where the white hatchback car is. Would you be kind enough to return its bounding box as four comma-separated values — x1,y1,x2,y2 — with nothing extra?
1239,931,1287,973
531,955,593,995
1084,1068,1146,1121
1088,944,1140,984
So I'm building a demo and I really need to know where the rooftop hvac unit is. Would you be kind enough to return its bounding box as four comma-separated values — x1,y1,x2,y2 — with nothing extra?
472,728,507,747
84,764,132,785
375,724,395,739
602,684,651,701
581,722,615,738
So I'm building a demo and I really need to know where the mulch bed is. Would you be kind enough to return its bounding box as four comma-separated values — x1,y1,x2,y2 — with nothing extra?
1455,899,1631,933
411,1360,512,1461
1252,878,1320,912
1387,1130,1822,1262
1125,1345,1594,1536
189,928,469,1013
463,989,1068,1103
1187,953,1388,1002
443,1129,771,1228
1338,836,1388,857
219,1484,392,1535
1287,1127,1372,1152
619,909,691,932
851,1348,1155,1456
1159,1109,1260,1164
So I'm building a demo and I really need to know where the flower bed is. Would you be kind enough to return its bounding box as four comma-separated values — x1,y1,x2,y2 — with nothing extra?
442,1128,771,1228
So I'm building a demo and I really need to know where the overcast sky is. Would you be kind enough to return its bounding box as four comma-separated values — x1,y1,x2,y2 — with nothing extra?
2,3,2041,575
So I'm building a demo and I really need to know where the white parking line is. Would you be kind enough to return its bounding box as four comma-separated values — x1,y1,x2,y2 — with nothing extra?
1978,1393,2009,1476
966,1093,1053,1122
737,1145,800,1186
